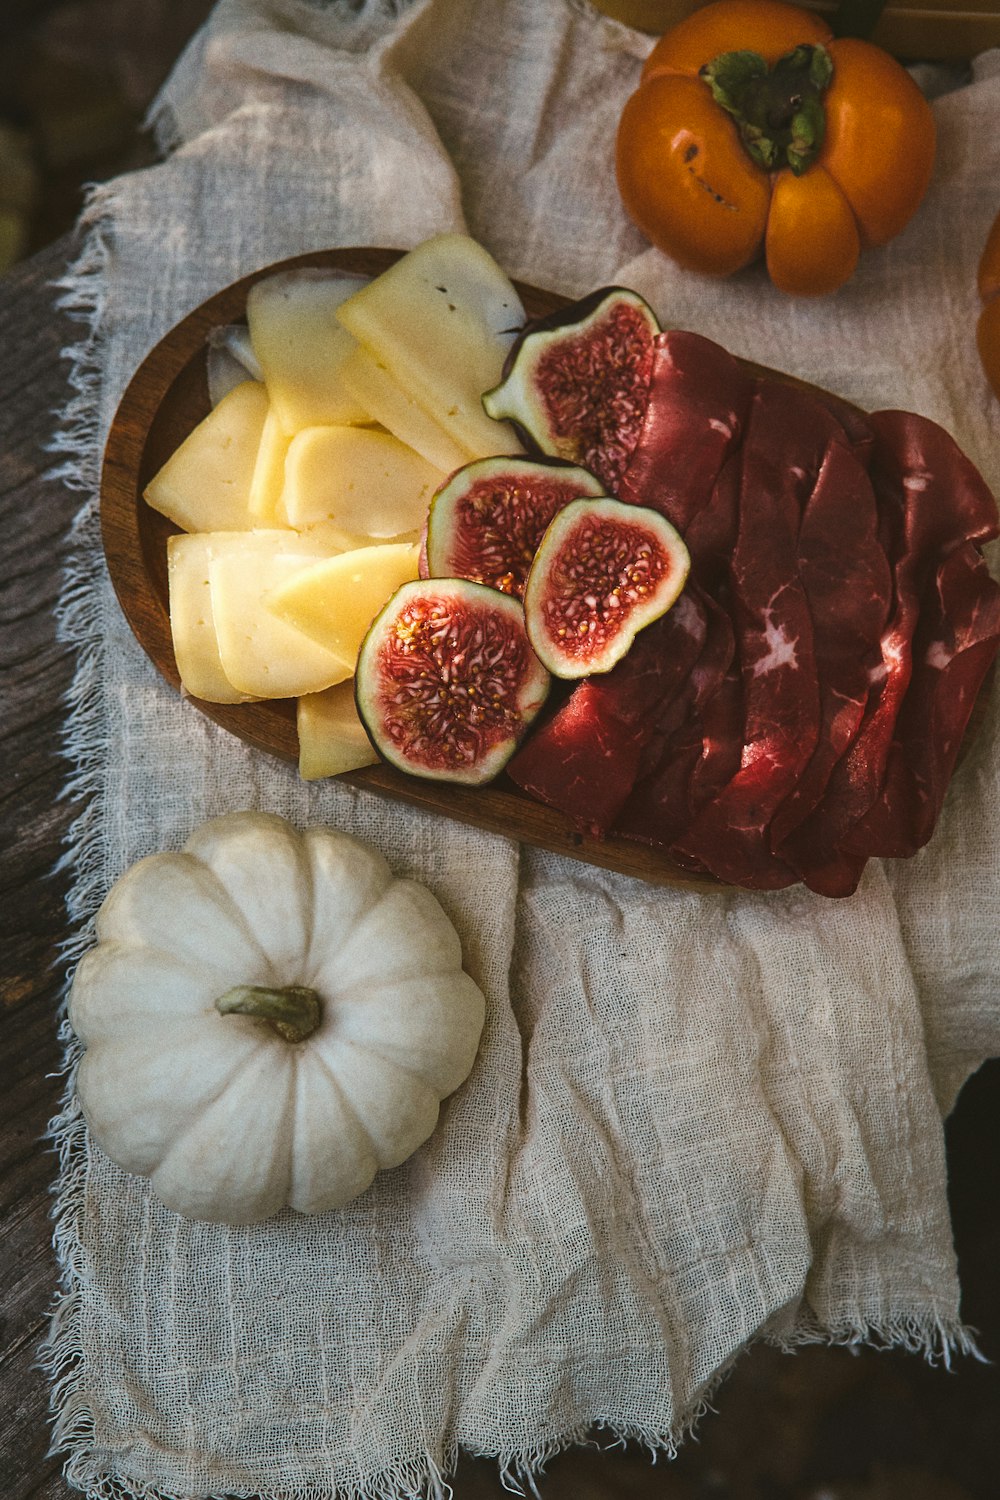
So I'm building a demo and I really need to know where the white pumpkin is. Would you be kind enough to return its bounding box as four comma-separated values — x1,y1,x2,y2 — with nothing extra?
68,812,485,1224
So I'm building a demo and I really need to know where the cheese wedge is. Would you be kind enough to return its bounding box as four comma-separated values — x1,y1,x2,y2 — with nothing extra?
337,343,469,475
167,534,255,704
297,681,378,780
208,531,352,698
144,380,268,533
282,426,444,536
246,269,370,433
335,235,525,460
248,407,292,524
266,542,420,665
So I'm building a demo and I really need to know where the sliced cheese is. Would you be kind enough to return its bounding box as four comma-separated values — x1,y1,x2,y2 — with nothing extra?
266,542,420,665
337,343,469,475
292,520,402,555
282,425,444,536
297,681,378,780
144,380,268,532
246,269,370,433
248,407,292,524
335,234,525,460
208,531,353,698
167,533,254,704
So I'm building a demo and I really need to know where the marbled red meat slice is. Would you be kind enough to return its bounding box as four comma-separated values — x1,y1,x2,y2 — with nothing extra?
839,542,1000,858
617,331,754,531
869,410,1000,551
505,590,707,836
809,390,876,467
684,450,741,595
669,381,847,888
784,409,1000,896
615,592,735,847
770,438,892,853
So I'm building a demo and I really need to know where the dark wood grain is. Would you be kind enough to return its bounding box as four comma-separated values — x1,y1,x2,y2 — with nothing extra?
5,237,1000,1500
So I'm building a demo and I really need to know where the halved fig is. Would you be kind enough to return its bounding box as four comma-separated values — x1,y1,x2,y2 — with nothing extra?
523,497,690,679
356,578,550,785
423,456,605,598
481,287,660,492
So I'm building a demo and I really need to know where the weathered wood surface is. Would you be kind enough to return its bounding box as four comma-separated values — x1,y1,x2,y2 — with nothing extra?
3,236,1000,1500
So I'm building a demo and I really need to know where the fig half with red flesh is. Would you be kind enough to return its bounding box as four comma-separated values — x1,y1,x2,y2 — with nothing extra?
424,455,606,598
481,287,660,493
356,578,551,785
524,497,691,679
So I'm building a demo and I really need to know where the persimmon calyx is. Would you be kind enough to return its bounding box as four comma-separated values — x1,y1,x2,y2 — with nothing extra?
699,44,834,177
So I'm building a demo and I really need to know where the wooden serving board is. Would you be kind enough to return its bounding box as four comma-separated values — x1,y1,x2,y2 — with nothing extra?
99,246,837,893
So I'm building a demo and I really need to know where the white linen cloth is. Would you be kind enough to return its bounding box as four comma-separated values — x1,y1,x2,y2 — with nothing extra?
47,2,1000,1495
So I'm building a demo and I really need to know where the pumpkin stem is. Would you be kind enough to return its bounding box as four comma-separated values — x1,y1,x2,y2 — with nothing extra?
700,44,834,177
215,984,323,1043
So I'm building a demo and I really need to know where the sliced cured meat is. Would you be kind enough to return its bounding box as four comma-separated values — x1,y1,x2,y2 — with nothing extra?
616,591,735,846
839,542,1000,858
809,389,876,468
770,437,892,853
617,331,754,532
784,410,1000,896
505,590,707,836
869,409,1000,554
684,450,741,596
669,382,840,889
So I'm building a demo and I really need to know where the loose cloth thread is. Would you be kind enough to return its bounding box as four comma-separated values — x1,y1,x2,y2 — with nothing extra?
46,3,1000,1496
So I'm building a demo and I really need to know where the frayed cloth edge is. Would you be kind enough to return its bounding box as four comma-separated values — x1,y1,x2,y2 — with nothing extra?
767,1306,987,1369
38,178,124,1498
40,1297,983,1500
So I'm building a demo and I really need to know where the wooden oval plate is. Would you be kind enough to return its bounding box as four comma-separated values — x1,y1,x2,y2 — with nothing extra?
100,247,856,892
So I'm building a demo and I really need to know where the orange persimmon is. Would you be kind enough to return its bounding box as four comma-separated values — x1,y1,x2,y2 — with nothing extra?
977,208,1000,399
615,0,936,296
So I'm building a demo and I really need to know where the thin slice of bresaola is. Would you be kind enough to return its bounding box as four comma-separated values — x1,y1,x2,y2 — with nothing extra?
809,389,876,469
785,409,1000,896
684,449,741,594
839,542,1000,859
615,590,735,847
617,331,754,531
670,381,843,889
505,590,707,837
770,437,892,854
868,409,1000,553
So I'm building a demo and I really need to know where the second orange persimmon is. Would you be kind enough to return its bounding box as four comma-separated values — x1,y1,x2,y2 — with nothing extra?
978,208,1000,399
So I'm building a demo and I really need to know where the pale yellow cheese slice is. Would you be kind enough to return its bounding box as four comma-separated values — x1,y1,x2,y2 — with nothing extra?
335,234,524,460
248,407,292,524
144,380,268,533
167,534,256,704
246,269,370,434
208,532,353,698
337,344,469,475
266,543,420,665
292,520,405,555
282,425,445,536
297,681,378,780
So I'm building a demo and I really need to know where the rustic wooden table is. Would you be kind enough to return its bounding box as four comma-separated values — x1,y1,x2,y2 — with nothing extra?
3,237,999,1500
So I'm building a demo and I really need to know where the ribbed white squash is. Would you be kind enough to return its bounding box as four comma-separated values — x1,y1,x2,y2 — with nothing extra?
68,812,486,1224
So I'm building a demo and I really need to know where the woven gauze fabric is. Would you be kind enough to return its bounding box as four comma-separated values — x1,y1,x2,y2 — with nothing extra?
49,1,1000,1496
